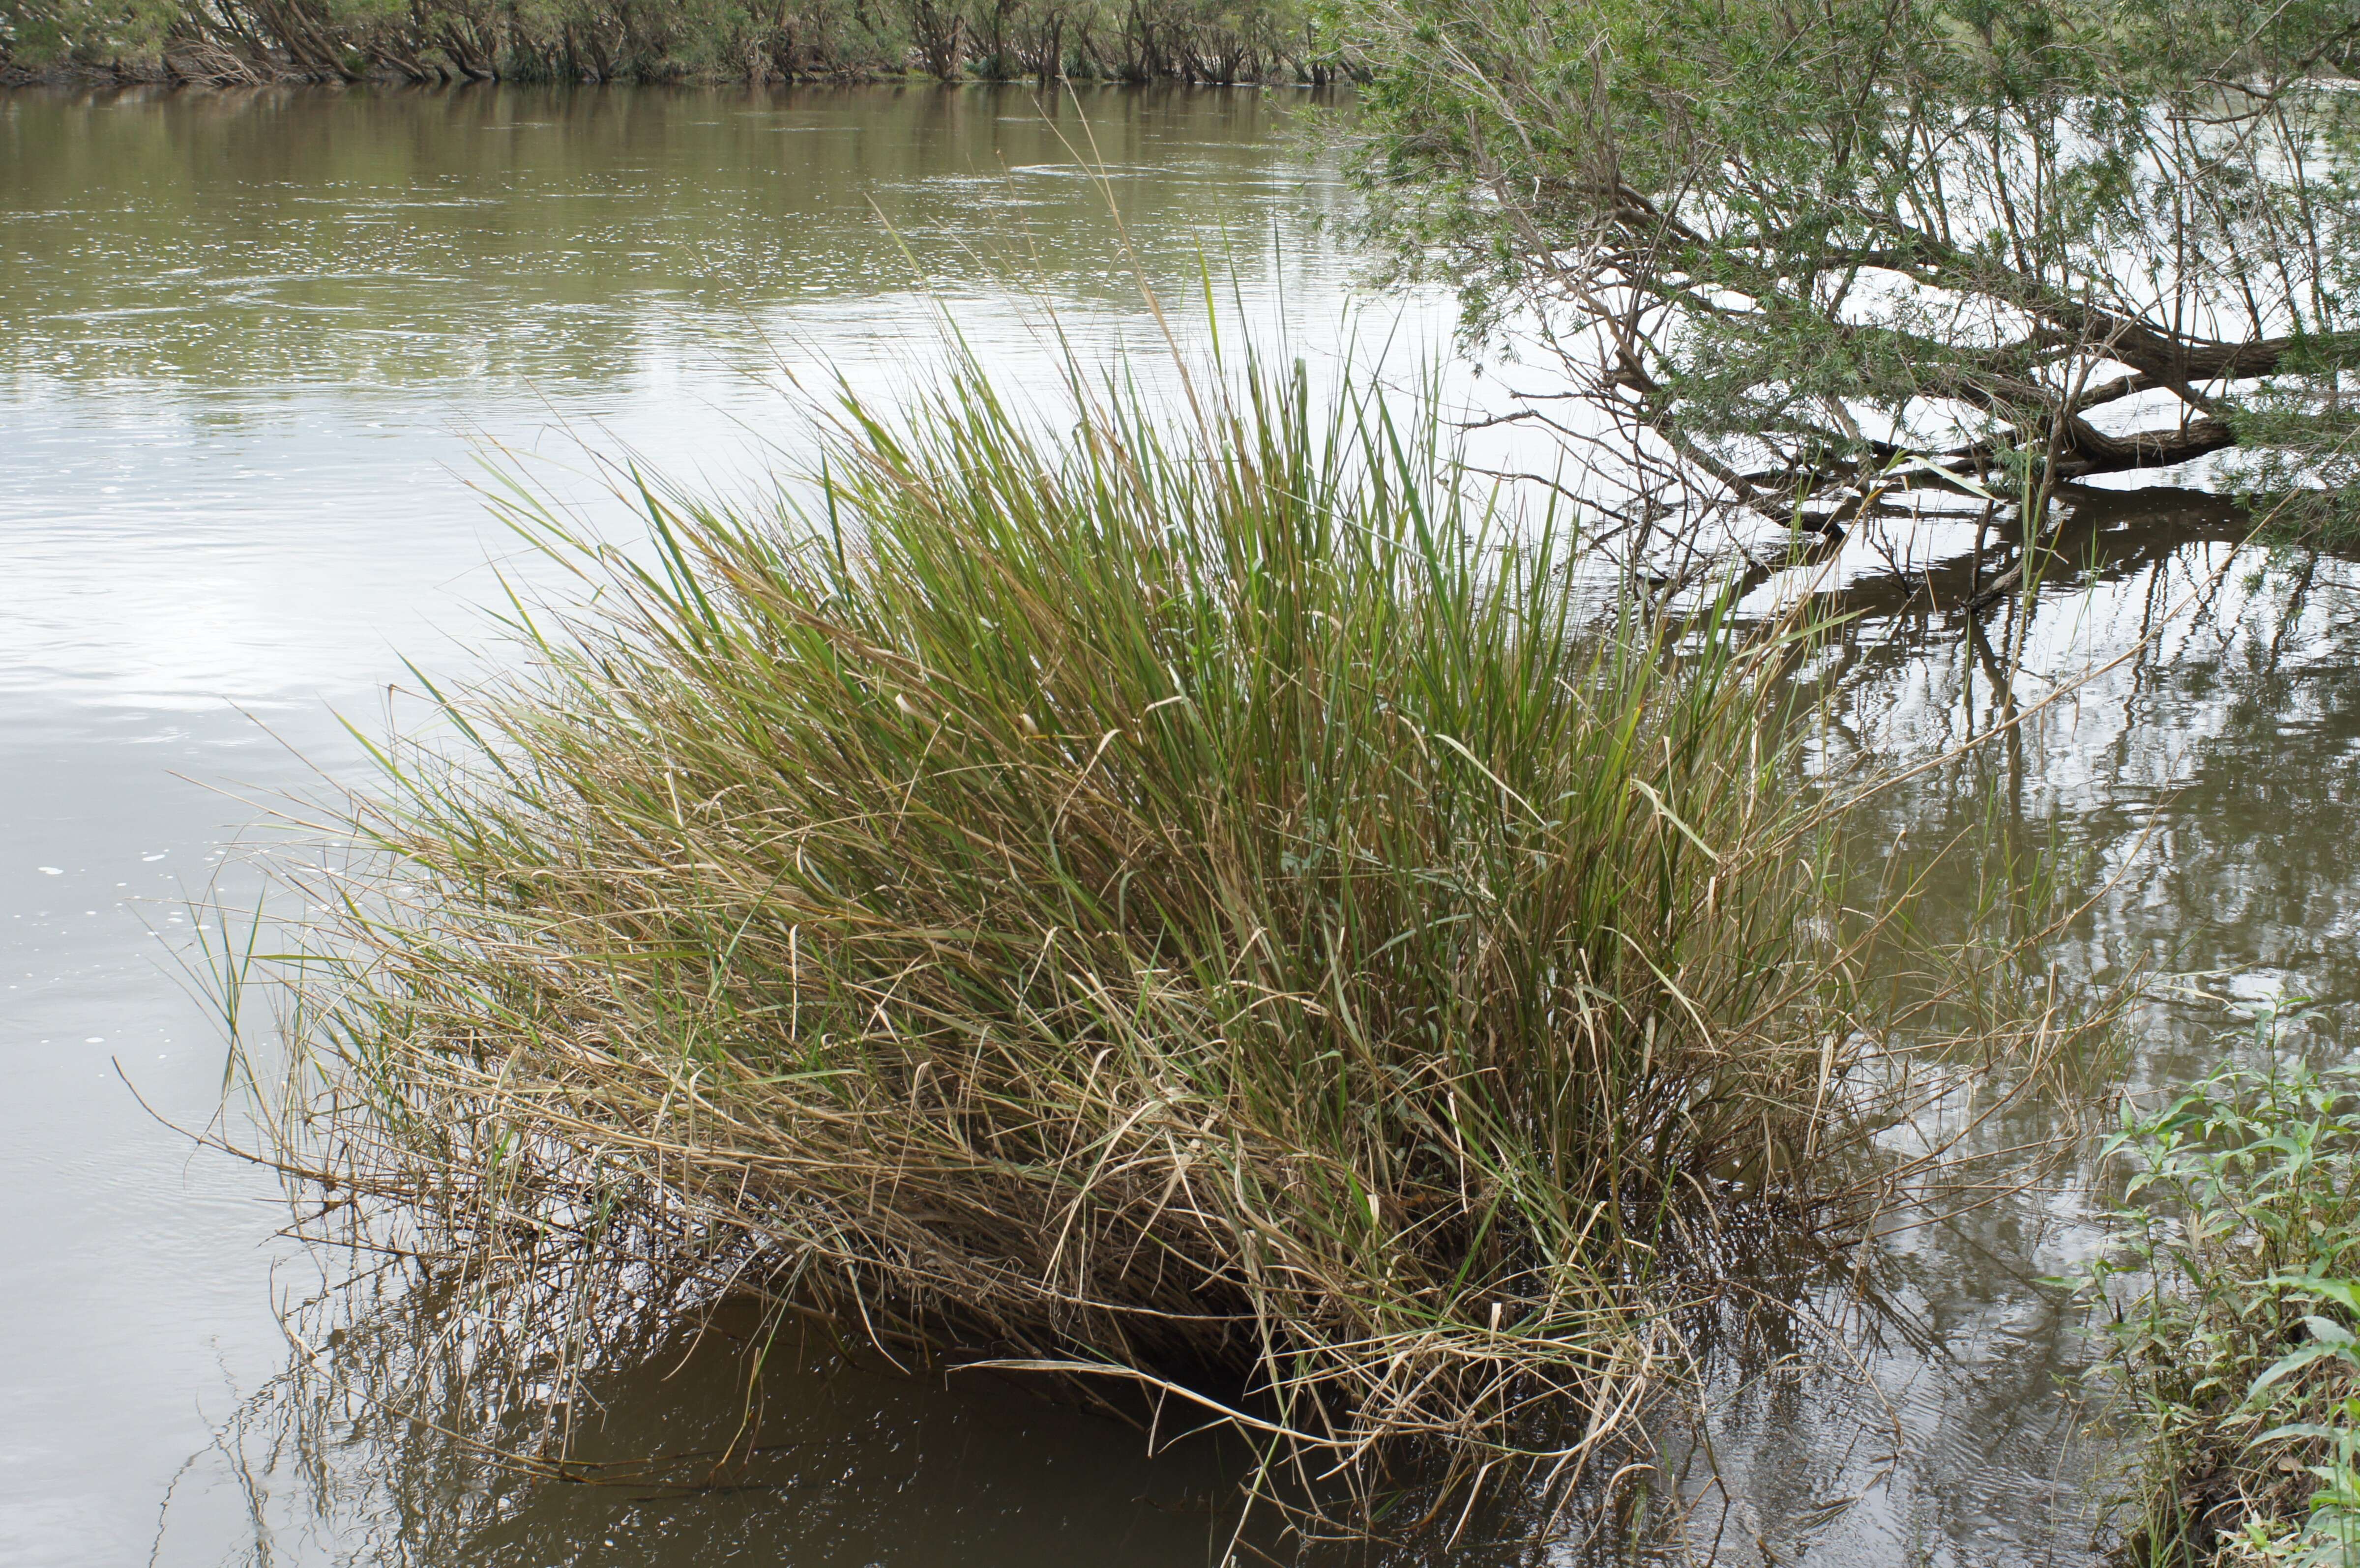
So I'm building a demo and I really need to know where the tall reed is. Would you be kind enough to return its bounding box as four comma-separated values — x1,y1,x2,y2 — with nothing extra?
266,343,2045,1488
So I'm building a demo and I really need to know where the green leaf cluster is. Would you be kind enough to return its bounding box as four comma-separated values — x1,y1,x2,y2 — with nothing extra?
2080,1007,2360,1566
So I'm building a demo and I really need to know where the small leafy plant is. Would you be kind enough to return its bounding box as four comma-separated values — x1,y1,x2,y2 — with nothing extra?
2080,1001,2360,1567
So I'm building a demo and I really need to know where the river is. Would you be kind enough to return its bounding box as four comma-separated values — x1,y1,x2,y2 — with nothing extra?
2,79,2353,1568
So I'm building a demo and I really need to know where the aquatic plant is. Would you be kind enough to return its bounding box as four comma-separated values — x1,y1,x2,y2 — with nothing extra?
253,340,2081,1503
2079,1011,2360,1567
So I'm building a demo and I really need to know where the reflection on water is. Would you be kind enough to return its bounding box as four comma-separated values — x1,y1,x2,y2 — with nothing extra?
7,77,2360,1568
189,1276,1262,1567
1673,503,2360,1568
1,81,1330,389
0,82,1350,717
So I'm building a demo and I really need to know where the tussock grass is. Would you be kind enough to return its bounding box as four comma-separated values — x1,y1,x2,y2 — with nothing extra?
264,342,2062,1494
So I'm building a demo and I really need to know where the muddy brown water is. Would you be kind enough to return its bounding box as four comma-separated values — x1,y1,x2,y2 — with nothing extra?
1,80,2348,1568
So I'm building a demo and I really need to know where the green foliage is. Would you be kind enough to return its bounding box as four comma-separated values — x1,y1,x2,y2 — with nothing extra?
0,0,178,67
1346,0,2360,532
0,0,1334,82
2079,1010,2360,1566
2222,336,2360,546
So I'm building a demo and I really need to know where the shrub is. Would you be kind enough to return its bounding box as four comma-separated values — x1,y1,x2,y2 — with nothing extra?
2080,1012,2360,1567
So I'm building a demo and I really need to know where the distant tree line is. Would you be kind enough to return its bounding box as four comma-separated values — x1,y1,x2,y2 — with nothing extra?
0,0,1346,85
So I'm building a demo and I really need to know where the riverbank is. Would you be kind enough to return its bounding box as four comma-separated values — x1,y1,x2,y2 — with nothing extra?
0,0,1353,89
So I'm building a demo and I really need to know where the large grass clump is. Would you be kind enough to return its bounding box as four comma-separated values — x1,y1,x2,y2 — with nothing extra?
280,349,1905,1478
